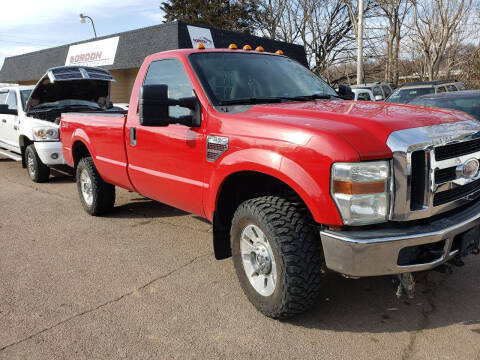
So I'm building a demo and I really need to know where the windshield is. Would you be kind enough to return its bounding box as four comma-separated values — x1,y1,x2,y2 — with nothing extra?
32,99,102,110
409,95,480,120
386,87,435,104
189,52,338,105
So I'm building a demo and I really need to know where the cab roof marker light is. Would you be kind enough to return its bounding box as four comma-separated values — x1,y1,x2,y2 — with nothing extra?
255,46,264,52
243,45,252,50
275,50,284,55
229,44,238,49
197,43,205,50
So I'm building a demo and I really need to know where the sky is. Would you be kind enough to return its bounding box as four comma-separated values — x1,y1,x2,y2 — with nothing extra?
0,0,166,70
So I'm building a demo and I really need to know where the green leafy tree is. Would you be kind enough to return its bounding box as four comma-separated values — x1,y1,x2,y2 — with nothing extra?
160,0,259,34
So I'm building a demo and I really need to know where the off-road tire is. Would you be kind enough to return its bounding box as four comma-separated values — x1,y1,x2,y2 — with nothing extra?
231,196,324,319
25,144,50,183
76,157,115,215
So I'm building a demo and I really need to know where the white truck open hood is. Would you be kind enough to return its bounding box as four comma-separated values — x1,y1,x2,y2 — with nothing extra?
25,66,115,113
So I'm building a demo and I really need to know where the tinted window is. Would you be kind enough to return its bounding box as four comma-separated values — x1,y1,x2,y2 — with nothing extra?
456,83,466,90
0,92,7,104
386,87,435,103
357,92,371,101
437,86,446,93
446,84,457,92
382,85,392,97
6,91,17,110
143,59,193,118
189,52,337,105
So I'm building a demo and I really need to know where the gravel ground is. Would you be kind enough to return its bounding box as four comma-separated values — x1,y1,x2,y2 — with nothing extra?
1,157,479,359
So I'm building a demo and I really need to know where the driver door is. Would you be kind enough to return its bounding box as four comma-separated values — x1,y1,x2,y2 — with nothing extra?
0,90,19,151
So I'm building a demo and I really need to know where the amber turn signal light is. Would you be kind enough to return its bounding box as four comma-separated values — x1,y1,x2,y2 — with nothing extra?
333,180,385,195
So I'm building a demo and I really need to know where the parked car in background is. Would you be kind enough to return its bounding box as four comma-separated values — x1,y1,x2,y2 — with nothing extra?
408,90,480,120
0,66,116,182
352,88,375,101
386,80,466,104
351,82,394,101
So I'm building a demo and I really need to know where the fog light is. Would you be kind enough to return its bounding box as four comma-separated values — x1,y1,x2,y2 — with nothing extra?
51,153,58,160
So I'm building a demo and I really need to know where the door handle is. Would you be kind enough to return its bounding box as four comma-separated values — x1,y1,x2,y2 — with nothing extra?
130,127,137,146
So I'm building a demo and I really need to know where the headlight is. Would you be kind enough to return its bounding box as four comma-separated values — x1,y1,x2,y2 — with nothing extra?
32,127,59,141
331,160,392,225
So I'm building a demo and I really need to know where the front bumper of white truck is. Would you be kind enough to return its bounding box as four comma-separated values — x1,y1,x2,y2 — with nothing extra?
34,141,66,166
320,200,480,277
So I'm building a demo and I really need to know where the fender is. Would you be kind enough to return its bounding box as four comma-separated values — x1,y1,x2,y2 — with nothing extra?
67,128,96,167
205,148,344,225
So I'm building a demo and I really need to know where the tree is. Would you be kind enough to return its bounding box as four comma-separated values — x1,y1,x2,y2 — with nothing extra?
410,0,472,80
160,0,259,34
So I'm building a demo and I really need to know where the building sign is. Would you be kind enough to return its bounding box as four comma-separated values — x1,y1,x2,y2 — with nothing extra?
187,26,215,49
65,37,119,67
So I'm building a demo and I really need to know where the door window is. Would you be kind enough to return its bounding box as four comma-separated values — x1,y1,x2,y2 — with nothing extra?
381,85,392,97
437,86,446,93
446,84,458,92
6,91,17,110
372,86,383,98
0,92,7,104
143,59,193,118
357,92,371,101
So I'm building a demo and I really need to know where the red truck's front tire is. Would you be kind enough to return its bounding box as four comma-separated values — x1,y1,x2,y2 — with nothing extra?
231,196,324,319
76,157,115,216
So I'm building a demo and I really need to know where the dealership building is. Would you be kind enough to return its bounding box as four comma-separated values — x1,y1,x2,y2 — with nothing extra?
0,21,307,103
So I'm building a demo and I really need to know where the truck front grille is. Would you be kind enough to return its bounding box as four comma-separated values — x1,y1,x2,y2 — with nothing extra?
435,138,480,161
387,120,480,221
433,178,480,206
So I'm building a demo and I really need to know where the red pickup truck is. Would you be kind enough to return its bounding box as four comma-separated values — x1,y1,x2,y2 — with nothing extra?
61,47,480,318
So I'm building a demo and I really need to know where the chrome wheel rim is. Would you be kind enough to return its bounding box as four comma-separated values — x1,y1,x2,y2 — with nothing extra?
27,152,35,178
240,224,277,296
80,169,93,206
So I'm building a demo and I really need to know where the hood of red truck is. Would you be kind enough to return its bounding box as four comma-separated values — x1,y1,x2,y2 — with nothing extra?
227,100,474,160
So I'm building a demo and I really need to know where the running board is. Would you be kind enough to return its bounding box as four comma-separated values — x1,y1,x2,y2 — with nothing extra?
0,148,22,161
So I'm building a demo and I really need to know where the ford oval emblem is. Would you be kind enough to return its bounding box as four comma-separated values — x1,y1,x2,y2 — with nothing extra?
462,158,479,179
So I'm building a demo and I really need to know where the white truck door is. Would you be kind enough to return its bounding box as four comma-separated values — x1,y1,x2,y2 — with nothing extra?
0,90,10,148
1,90,20,150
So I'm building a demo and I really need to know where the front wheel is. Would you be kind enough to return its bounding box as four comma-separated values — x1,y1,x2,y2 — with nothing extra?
25,144,50,183
231,196,324,319
76,157,115,215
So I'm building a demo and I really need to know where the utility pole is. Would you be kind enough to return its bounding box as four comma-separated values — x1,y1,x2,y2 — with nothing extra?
356,0,364,84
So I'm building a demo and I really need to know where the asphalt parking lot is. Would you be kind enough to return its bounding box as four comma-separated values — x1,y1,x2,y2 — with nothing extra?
1,157,480,359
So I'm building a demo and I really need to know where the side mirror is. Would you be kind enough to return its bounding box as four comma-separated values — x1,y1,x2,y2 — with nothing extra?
337,84,354,100
375,95,384,101
139,84,201,127
0,104,18,115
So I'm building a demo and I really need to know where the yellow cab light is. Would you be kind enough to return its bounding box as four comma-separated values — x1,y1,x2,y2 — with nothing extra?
229,43,238,49
255,46,264,52
275,49,284,55
243,45,252,50
197,43,205,50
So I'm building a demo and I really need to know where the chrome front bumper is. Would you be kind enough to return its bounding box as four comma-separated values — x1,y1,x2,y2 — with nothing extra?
320,200,480,277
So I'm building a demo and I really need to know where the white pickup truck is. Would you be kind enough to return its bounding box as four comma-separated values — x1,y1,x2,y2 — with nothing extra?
0,66,115,182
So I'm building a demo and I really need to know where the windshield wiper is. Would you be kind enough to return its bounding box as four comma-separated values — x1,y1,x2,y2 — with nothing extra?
284,93,341,101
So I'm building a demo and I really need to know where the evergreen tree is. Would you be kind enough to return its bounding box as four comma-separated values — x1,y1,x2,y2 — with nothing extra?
160,0,259,34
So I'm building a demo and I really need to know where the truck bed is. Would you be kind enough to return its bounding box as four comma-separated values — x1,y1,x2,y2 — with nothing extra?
61,112,133,190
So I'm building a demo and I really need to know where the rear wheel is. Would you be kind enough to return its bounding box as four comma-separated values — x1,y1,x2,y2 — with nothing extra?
25,144,50,183
76,157,115,215
231,196,324,319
